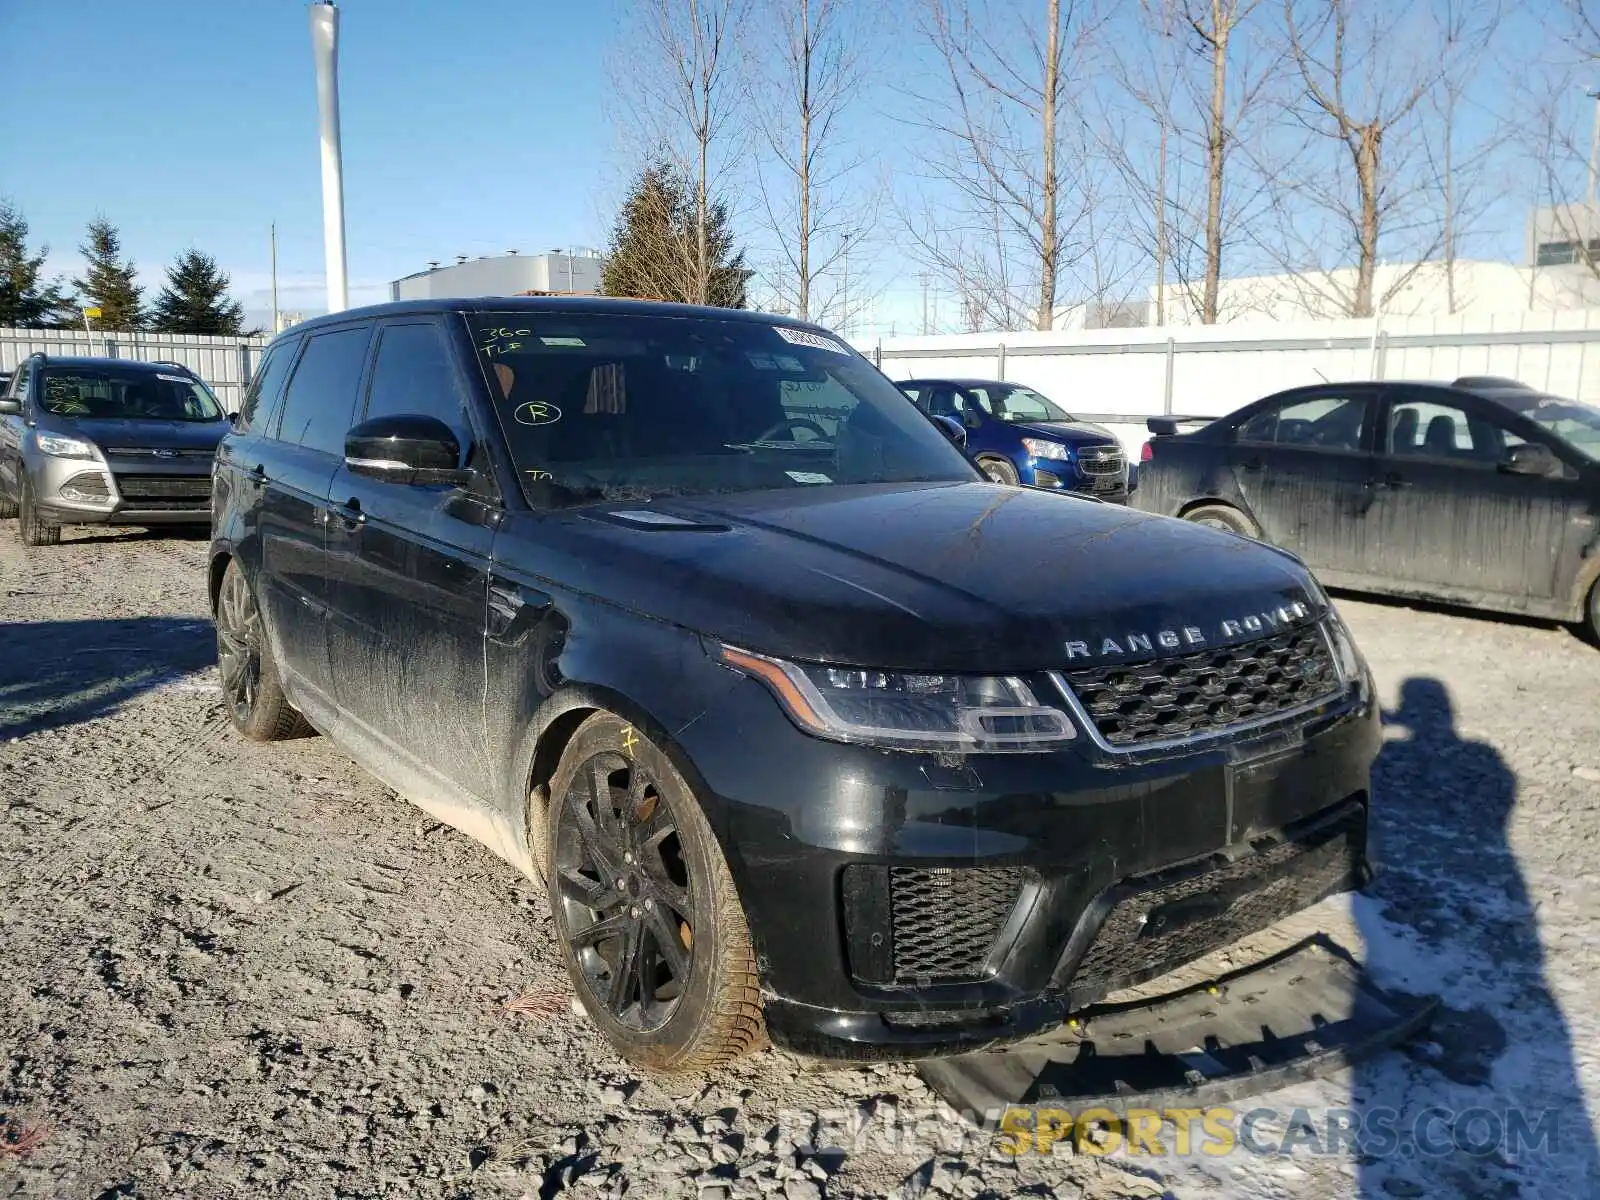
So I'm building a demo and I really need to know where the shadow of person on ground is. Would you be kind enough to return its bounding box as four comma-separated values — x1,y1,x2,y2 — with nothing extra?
1352,677,1599,1196
0,617,216,739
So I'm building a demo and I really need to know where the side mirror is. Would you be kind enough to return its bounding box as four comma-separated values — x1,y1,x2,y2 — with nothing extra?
931,413,968,449
345,413,472,487
1502,442,1558,477
0,397,19,416
227,410,240,428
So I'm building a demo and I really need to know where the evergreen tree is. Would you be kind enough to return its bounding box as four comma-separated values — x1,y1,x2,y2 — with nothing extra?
0,200,76,328
602,160,751,308
72,217,145,331
151,249,245,335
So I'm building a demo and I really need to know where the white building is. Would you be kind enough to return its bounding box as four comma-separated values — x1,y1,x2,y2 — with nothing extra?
1149,257,1600,326
390,251,603,301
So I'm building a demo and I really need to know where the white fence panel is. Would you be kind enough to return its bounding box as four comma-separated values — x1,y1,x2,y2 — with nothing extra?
0,327,271,408
857,311,1600,457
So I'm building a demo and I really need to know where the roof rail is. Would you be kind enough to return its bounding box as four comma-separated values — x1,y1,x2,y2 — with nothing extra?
150,359,192,371
1452,374,1533,390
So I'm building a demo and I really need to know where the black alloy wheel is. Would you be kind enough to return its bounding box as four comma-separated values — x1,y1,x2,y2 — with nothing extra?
216,562,262,727
213,559,310,741
552,750,696,1034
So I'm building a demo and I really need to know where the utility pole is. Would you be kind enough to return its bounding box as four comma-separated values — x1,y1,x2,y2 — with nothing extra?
1588,89,1600,212
920,273,930,335
841,234,852,337
270,223,280,334
309,2,348,313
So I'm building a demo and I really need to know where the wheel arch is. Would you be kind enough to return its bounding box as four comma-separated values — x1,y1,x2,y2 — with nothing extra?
207,549,233,615
517,680,737,877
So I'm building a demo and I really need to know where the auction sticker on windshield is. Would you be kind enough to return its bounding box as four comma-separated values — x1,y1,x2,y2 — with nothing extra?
774,327,849,355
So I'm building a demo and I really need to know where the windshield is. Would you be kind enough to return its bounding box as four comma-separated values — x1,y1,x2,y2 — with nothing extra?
1497,391,1600,459
468,312,977,506
38,368,223,422
969,384,1071,423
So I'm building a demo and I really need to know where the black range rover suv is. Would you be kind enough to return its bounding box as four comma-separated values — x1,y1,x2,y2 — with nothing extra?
210,298,1379,1071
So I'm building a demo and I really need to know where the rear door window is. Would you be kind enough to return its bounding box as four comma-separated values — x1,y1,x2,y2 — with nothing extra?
1237,392,1370,452
238,340,298,434
276,326,372,455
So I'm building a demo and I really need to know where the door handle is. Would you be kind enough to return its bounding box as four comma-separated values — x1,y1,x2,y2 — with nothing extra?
1382,472,1410,489
334,497,365,528
1240,457,1264,471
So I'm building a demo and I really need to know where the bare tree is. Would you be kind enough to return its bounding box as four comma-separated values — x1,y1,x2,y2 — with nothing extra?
1187,0,1274,322
747,0,880,327
901,0,1102,332
1421,1,1505,314
1277,0,1443,318
610,0,748,305
1100,0,1278,325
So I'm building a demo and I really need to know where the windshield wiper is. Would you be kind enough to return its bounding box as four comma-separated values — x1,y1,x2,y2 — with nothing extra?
723,440,835,452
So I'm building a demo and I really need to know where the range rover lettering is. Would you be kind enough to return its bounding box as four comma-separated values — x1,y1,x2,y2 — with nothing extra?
209,299,1379,1070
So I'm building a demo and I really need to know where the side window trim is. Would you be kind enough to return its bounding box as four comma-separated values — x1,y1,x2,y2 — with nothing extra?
1233,386,1377,455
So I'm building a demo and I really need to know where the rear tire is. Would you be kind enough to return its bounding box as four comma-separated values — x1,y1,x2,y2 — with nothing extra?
214,559,312,741
1182,502,1261,539
978,456,1020,486
545,712,765,1073
1584,580,1600,646
17,476,60,547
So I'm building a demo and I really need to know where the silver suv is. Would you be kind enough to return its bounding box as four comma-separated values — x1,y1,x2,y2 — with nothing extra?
0,354,230,546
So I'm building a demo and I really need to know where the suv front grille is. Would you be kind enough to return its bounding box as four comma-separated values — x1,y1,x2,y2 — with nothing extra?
1057,624,1339,748
1077,446,1125,476
114,474,211,501
1059,800,1365,1009
106,446,213,459
889,866,1028,984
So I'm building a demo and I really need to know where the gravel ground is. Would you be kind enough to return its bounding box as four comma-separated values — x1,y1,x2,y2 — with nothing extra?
1,521,1598,1199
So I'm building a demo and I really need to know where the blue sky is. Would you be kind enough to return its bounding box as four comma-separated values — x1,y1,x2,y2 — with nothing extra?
0,1,1587,335
0,0,624,320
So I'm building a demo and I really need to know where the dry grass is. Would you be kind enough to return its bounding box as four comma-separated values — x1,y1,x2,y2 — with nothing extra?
0,1118,50,1160
501,987,570,1019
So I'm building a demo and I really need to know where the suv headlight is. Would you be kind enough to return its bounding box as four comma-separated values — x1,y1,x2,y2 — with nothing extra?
1021,438,1071,462
1322,610,1367,692
35,432,99,460
721,646,1077,752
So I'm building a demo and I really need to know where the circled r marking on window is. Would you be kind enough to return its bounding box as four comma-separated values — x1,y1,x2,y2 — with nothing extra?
513,401,563,426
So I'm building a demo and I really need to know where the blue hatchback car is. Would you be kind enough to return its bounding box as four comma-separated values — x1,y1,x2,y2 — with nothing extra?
897,377,1131,501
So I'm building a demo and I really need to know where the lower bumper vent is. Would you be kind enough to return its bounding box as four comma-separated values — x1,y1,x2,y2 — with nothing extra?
1058,800,1366,1009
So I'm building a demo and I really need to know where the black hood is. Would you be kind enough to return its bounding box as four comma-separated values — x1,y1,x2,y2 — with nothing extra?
1009,419,1117,446
500,482,1323,673
46,415,228,454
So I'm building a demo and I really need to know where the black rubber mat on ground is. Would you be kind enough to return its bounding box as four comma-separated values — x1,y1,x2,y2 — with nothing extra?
917,935,1438,1120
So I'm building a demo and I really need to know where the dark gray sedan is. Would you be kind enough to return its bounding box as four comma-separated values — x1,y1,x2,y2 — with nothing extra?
1136,375,1600,641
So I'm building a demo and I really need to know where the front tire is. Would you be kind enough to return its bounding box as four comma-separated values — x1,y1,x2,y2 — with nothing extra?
1584,579,1600,646
215,559,311,741
545,713,765,1072
1182,502,1262,539
978,456,1020,486
17,476,60,547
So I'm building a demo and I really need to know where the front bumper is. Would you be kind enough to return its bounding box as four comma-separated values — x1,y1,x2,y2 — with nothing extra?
1022,459,1129,503
28,456,212,526
678,671,1379,1061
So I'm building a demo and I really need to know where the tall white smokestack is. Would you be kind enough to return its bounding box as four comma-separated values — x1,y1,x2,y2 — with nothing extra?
309,2,348,313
